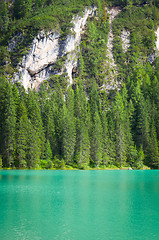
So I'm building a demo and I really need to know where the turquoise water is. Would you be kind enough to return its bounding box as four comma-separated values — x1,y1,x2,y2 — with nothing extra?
0,170,159,240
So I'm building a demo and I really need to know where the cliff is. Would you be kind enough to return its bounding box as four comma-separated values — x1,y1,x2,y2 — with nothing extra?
10,7,96,90
8,6,159,92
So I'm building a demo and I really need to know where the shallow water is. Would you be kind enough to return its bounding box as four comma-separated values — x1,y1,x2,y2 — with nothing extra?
0,170,159,240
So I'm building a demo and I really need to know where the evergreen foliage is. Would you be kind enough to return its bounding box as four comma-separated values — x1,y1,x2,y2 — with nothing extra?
0,0,159,169
63,87,76,165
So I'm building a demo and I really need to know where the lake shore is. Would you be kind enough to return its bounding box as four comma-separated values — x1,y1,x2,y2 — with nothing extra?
0,165,151,170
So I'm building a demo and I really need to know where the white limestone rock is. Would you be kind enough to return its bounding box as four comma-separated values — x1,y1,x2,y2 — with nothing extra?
63,7,96,84
106,7,121,65
21,31,60,75
104,7,121,92
14,67,32,90
12,7,96,90
120,29,130,53
156,27,159,52
147,27,159,63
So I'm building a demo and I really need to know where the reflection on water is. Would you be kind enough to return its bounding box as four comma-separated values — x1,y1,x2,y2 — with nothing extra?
0,170,159,240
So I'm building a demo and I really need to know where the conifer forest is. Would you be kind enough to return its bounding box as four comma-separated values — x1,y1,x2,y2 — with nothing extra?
1,0,159,169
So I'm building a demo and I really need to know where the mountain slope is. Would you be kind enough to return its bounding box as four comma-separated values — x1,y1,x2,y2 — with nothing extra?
1,0,159,169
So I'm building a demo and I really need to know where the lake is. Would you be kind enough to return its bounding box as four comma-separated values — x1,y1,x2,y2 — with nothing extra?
0,170,159,240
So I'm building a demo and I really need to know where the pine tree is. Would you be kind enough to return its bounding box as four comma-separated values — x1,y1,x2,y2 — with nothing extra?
38,83,57,157
43,98,56,156
151,76,159,138
38,83,48,123
137,145,145,168
16,102,28,168
121,85,136,166
112,91,127,167
44,139,52,160
0,0,9,33
100,91,112,166
26,121,40,168
13,0,32,19
107,109,116,164
27,89,45,159
89,81,100,118
16,117,27,168
142,74,151,98
13,0,26,19
44,139,53,168
90,108,103,167
75,124,90,168
131,79,151,163
53,86,64,158
89,83,103,167
74,84,90,168
62,87,76,165
0,78,16,168
147,119,159,168
34,0,45,10
0,154,2,168
136,96,151,151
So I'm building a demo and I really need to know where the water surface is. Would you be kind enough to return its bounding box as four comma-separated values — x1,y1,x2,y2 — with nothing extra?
0,170,159,240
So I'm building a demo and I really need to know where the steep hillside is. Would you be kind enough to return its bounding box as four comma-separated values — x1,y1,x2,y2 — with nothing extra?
1,0,159,169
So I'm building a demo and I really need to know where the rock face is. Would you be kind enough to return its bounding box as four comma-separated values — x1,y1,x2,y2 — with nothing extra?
120,29,130,53
104,7,121,91
106,7,121,67
22,32,60,76
147,27,159,63
12,7,96,90
15,31,60,90
156,27,159,52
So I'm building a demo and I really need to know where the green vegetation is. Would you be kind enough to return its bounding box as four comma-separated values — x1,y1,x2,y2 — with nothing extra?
0,74,157,170
1,0,159,169
0,0,98,74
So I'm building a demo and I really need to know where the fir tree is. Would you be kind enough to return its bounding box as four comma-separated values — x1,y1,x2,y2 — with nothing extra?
74,84,90,168
89,81,100,118
26,122,40,168
43,98,56,157
62,87,76,165
27,89,45,159
89,83,103,167
121,85,135,166
137,145,145,168
16,102,28,168
136,96,151,151
34,0,45,9
151,76,159,137
13,0,26,19
90,108,103,167
44,140,52,160
147,119,159,168
112,91,127,167
44,139,53,169
0,154,2,168
0,0,9,33
13,0,32,19
53,86,64,157
0,78,16,168
100,91,112,166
